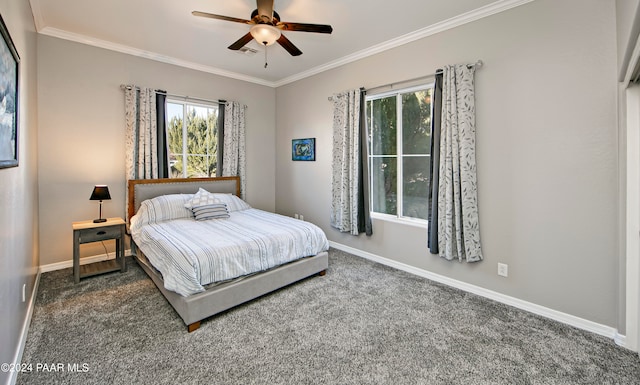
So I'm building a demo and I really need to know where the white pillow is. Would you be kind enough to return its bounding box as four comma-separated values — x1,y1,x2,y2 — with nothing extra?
131,193,193,230
184,188,219,209
211,193,251,212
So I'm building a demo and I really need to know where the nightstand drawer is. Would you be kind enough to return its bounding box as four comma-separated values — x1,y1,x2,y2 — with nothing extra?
77,226,122,243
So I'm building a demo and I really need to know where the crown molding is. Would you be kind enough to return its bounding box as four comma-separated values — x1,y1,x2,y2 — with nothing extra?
273,0,535,87
37,27,278,87
28,0,45,31
31,0,535,88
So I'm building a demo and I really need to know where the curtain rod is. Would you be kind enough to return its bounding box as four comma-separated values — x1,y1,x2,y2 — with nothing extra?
327,60,483,101
119,84,227,105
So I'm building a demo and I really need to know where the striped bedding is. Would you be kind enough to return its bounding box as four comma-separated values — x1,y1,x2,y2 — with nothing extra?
130,207,329,297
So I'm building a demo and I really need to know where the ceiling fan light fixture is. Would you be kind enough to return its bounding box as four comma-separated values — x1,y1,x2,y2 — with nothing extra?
250,24,281,46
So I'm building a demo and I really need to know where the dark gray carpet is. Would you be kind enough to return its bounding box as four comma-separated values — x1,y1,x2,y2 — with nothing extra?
18,249,640,385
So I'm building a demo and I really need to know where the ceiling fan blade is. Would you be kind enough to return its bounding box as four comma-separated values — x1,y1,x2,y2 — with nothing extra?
256,0,274,22
277,21,333,34
277,34,302,56
192,11,252,25
228,32,254,50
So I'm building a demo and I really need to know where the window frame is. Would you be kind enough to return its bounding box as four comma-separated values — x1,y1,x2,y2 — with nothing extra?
366,83,434,228
166,98,220,179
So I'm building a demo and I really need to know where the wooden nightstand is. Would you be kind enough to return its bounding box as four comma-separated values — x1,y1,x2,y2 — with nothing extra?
72,217,126,283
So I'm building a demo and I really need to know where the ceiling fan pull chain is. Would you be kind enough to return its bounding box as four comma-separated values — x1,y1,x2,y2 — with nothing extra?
264,44,268,68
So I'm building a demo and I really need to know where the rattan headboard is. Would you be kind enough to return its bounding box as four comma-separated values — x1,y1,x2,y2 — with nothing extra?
127,176,240,222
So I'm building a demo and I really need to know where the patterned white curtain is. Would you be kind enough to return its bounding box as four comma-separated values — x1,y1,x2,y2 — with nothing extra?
438,64,483,262
330,90,361,235
222,101,247,199
125,87,158,181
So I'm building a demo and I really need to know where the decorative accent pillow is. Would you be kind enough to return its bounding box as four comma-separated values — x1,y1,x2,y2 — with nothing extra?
131,194,194,230
184,188,219,209
211,193,251,212
192,203,230,221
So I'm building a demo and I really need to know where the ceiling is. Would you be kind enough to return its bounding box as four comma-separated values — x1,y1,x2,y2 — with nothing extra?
29,0,530,87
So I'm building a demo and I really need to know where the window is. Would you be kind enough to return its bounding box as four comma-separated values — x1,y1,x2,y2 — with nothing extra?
166,100,220,178
366,84,433,222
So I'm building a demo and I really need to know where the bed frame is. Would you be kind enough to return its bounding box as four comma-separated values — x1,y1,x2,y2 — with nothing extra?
127,176,328,332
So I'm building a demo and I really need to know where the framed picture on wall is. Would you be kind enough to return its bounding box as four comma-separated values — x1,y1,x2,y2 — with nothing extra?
292,138,315,161
0,14,19,169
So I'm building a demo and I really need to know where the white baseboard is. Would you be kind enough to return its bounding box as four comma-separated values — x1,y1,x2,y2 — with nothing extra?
39,249,132,273
615,332,627,348
329,241,628,349
9,269,41,385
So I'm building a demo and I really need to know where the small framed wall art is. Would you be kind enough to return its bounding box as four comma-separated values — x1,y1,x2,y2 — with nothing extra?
292,138,315,161
0,14,19,169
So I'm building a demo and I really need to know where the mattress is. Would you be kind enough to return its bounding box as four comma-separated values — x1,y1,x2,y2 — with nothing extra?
131,207,329,296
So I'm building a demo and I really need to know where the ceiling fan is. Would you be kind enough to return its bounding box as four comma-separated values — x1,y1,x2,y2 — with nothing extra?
192,0,333,57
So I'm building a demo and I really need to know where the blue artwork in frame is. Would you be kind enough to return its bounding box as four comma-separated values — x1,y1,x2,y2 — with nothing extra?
292,138,315,161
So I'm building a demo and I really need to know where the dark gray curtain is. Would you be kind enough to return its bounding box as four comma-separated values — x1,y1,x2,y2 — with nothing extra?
358,88,373,236
216,100,226,177
428,72,443,254
155,91,169,178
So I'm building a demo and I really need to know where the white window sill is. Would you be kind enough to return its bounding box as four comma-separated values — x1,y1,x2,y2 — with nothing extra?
370,213,429,229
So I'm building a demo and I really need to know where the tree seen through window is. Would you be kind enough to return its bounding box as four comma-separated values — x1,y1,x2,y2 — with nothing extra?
166,102,219,178
366,85,432,221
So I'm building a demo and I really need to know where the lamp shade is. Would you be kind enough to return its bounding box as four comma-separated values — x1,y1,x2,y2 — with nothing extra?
250,24,281,46
90,185,111,201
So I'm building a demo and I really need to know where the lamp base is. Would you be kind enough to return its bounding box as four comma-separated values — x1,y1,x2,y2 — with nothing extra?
93,218,107,223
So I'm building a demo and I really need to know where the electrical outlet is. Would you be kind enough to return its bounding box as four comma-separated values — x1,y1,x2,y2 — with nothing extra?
497,263,508,277
294,213,299,219
299,215,304,221
22,283,26,302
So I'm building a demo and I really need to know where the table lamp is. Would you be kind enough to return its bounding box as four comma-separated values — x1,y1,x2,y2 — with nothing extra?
90,185,111,223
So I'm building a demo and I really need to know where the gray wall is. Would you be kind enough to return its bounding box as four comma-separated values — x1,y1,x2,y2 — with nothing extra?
0,0,39,384
275,0,620,328
37,36,277,266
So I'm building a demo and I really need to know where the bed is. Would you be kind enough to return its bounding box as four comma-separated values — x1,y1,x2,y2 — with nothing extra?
127,176,329,332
